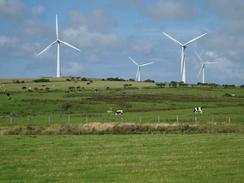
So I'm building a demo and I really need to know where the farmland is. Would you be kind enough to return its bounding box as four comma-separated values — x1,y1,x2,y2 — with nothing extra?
0,134,243,183
0,78,244,182
0,78,244,128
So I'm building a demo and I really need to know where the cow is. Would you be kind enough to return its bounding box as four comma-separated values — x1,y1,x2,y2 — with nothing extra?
115,110,123,115
193,107,203,114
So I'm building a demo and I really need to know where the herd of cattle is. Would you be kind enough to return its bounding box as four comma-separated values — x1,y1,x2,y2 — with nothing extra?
107,107,204,115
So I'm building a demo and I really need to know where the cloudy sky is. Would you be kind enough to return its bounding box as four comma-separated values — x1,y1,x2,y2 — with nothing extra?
0,0,243,84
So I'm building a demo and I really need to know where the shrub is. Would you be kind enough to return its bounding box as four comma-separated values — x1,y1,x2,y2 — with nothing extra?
68,86,75,91
33,78,50,83
144,79,155,83
156,83,165,88
107,77,125,81
123,84,132,88
81,77,88,81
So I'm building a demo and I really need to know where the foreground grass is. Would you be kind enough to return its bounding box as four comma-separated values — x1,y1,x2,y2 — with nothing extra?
0,134,243,183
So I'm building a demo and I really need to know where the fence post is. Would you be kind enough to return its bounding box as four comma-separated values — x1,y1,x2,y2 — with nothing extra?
228,116,231,123
176,115,179,123
48,116,51,125
157,116,160,123
10,117,13,124
68,115,70,123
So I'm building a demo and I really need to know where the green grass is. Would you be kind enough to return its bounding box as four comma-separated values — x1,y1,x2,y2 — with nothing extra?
0,78,244,126
0,134,243,183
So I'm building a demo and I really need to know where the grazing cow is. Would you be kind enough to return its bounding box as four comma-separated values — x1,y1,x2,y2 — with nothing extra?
193,107,203,113
115,110,123,115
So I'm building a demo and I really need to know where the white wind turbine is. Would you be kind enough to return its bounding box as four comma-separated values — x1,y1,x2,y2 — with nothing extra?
195,51,217,84
128,56,154,82
37,14,80,78
162,32,207,83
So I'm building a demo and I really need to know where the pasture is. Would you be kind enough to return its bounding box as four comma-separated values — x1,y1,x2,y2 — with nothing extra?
0,78,244,182
0,134,243,183
0,78,243,127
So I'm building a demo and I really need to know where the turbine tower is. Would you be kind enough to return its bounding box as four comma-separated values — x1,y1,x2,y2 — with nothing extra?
195,52,217,84
162,32,207,83
128,56,154,82
37,14,80,78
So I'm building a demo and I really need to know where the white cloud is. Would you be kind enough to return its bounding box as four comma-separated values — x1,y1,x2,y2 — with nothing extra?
69,9,116,33
0,0,26,19
130,39,154,55
63,26,121,50
32,5,45,16
62,62,84,75
144,0,197,20
0,35,17,46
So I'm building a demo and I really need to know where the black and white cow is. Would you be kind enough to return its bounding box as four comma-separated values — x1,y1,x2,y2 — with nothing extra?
193,107,203,113
115,110,123,115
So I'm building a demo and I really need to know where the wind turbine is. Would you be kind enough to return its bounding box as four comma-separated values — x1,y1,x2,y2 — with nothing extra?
195,51,217,84
128,56,154,82
162,32,207,83
37,14,80,78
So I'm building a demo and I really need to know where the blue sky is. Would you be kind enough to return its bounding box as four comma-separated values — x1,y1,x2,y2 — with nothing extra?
0,0,244,84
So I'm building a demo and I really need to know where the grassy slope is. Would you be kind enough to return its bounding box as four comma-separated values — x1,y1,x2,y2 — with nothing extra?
0,134,243,183
0,79,244,125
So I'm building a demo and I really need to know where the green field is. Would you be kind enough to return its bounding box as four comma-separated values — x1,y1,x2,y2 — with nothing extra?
0,134,243,183
0,78,243,182
0,78,244,126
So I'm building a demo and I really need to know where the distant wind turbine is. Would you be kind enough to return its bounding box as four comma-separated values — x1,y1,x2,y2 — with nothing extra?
128,56,154,82
162,32,207,83
195,51,217,84
36,14,80,78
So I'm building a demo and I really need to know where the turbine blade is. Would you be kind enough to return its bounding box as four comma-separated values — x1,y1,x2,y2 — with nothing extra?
184,33,207,46
59,40,80,52
197,64,204,78
194,50,203,61
128,56,138,65
56,14,59,39
140,62,154,67
162,32,183,46
36,40,57,56
205,61,217,64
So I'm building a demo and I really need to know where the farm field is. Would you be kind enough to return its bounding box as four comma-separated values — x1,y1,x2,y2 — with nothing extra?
0,134,243,183
0,78,244,128
0,78,244,182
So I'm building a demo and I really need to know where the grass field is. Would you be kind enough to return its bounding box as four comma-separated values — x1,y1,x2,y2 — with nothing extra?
0,134,243,183
0,78,243,182
0,78,244,126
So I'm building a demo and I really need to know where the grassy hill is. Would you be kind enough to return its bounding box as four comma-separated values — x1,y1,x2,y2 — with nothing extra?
0,78,243,128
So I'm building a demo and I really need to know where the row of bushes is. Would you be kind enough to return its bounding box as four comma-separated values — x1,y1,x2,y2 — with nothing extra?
1,122,242,135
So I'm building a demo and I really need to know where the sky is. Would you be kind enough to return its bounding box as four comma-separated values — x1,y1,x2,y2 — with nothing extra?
0,0,243,84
